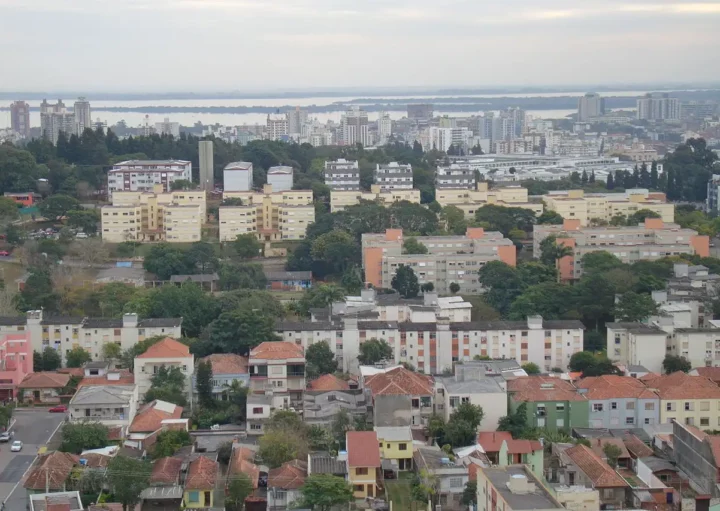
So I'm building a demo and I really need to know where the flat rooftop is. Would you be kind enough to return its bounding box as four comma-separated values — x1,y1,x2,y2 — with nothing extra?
483,465,564,510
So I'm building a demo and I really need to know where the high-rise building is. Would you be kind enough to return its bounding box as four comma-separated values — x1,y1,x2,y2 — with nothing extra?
286,107,308,135
377,112,392,144
636,93,680,121
426,127,472,152
40,99,75,144
577,93,605,121
341,107,370,147
374,162,413,191
266,113,288,141
199,140,214,191
155,118,180,137
324,159,360,191
73,97,92,135
10,101,30,138
507,107,526,136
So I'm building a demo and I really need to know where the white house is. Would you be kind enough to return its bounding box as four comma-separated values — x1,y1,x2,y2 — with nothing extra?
133,337,194,402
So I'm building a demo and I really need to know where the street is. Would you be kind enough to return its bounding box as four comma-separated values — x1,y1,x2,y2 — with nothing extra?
0,409,66,511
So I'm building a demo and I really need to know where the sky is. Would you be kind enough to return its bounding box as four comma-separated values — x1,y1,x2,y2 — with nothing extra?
1,0,720,92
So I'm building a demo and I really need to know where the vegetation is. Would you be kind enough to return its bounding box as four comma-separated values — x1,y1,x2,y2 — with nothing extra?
305,341,338,379
392,264,419,298
662,355,691,374
153,429,193,459
60,422,110,454
106,455,152,511
144,366,188,406
297,475,354,511
358,338,393,365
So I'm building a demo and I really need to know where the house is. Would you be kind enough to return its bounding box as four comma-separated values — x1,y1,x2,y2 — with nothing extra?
346,431,382,499
227,445,260,492
641,371,720,427
606,322,669,374
303,387,367,427
126,400,184,451
265,271,313,291
507,376,589,431
140,456,184,507
169,273,220,292
133,337,193,402
623,434,655,459
435,370,507,430
637,456,684,490
307,373,350,391
553,443,629,508
375,426,413,471
193,353,249,400
476,432,544,478
414,445,469,510
308,452,347,478
587,437,632,469
69,384,138,428
672,421,720,496
249,341,305,410
363,366,434,427
268,460,307,510
576,375,660,428
476,465,566,511
246,394,272,436
18,372,71,404
0,333,32,400
25,451,80,494
28,491,84,511
689,366,720,385
183,456,219,508
95,266,146,287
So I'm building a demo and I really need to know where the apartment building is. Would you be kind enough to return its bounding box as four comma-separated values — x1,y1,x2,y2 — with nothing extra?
576,375,660,428
362,227,516,294
435,164,476,190
374,162,413,191
69,384,139,428
652,263,720,329
668,328,720,369
107,160,193,195
641,372,720,427
435,368,507,429
10,101,30,138
266,114,288,140
134,337,194,402
40,99,75,144
636,93,680,121
508,377,589,431
324,159,360,191
341,107,370,147
542,189,674,226
534,219,710,281
248,341,305,410
606,322,669,374
578,92,605,121
223,162,253,192
278,315,584,375
0,333,32,401
267,166,293,192
477,465,566,511
219,185,315,242
435,182,543,219
330,185,420,213
101,187,206,243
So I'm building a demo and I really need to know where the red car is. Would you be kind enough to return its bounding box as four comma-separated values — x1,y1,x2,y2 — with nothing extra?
48,405,67,413
0,251,10,256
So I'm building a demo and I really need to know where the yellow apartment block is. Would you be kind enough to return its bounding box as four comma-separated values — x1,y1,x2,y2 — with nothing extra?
220,185,315,242
330,185,421,212
101,187,206,243
435,182,543,219
543,189,674,226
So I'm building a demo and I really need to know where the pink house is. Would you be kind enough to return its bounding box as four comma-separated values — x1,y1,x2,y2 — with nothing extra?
0,333,33,401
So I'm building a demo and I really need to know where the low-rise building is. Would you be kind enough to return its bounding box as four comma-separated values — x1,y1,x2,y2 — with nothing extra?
669,328,720,369
223,161,254,192
576,375,660,428
375,426,413,471
134,337,194,402
671,421,720,497
436,164,476,190
508,377,589,431
304,384,366,427
265,271,313,291
324,159,360,191
374,162,413,191
249,341,305,411
0,332,32,401
69,384,138,428
606,322,669,377
640,371,720,427
364,366,434,428
127,400,184,451
329,185,421,213
435,369,507,430
18,372,71,404
24,452,81,495
414,445,469,510
183,457,218,509
476,432,544,477
347,431,382,499
435,182,543,219
267,165,294,192
477,465,565,511
29,492,84,511
246,394,272,436
268,460,307,510
193,353,248,400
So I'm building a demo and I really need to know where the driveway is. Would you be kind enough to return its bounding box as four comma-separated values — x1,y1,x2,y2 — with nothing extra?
0,409,66,510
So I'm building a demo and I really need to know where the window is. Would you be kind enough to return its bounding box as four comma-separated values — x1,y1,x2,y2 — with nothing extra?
252,407,263,414
666,403,674,411
626,417,634,425
188,491,199,503
399,443,407,451
701,401,710,411
353,485,364,492
701,417,710,427
356,468,368,475
685,402,692,411
626,402,635,410
556,403,565,411
611,402,617,410
557,418,564,427
449,477,463,488
593,403,604,412
645,402,655,410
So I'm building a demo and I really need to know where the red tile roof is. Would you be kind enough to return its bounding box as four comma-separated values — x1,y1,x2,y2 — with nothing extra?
588,438,631,461
201,354,248,375
129,400,183,433
136,337,190,359
228,446,260,489
150,457,183,485
308,374,350,391
642,371,720,400
347,431,381,468
25,451,79,490
107,426,123,441
268,460,307,490
476,432,541,454
623,434,654,458
364,367,433,396
563,444,628,488
82,453,111,468
508,376,586,402
691,367,720,383
576,375,658,400
19,372,71,389
78,370,135,387
250,341,304,360
186,457,218,490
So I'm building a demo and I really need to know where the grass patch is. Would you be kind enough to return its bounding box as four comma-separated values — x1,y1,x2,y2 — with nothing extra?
385,475,420,511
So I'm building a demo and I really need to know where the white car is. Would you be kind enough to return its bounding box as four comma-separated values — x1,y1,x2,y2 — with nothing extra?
10,441,22,452
76,232,88,239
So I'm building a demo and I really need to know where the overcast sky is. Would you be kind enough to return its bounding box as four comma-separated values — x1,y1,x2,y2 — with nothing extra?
2,0,720,92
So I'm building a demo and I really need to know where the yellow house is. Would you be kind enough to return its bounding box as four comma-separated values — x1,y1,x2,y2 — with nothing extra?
347,431,382,499
375,426,413,471
642,371,720,428
184,456,218,508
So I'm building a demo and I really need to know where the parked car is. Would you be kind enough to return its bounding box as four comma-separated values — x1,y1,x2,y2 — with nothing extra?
10,441,23,452
76,232,88,239
0,431,10,442
0,250,10,256
48,405,67,413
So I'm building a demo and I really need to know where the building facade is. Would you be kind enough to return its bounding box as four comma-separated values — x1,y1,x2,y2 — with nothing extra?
267,166,293,192
249,341,305,411
198,140,214,191
324,159,360,191
577,93,605,121
341,107,370,146
134,337,194,402
636,93,680,121
435,182,543,219
10,101,30,138
374,162,413,191
223,162,254,192
40,99,75,144
330,186,420,212
107,160,193,195
73,97,92,135
435,164,476,190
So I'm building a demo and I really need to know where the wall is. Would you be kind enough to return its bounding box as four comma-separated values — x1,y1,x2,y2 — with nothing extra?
374,395,412,427
587,397,660,429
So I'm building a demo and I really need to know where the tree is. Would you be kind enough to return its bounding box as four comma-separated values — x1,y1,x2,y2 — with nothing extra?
569,352,620,377
37,347,61,371
522,362,540,374
219,262,267,290
202,308,280,356
226,473,254,511
421,282,435,293
475,204,536,236
66,346,92,368
331,410,353,449
449,282,460,294
67,209,100,234
170,179,194,191
497,403,529,438
450,402,484,430
258,429,306,469
440,205,467,234
306,341,338,379
142,243,194,280
444,419,477,447
391,264,419,298
539,236,573,276
662,355,691,374
145,365,187,406
311,229,359,275
358,338,393,365
614,291,659,322
297,475,354,511
106,455,152,511
187,241,220,273
603,443,622,469
101,341,122,363
196,360,214,409
581,252,624,274
38,194,81,220
537,210,564,225
478,261,523,315
627,208,661,226
233,233,263,259
462,480,478,507
606,172,615,190
569,352,598,373
403,237,428,254
153,429,192,458
60,422,109,454
0,196,19,224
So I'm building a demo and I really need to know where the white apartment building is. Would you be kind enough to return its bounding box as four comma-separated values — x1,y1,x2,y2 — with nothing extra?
73,97,92,135
606,322,669,374
330,186,420,213
324,159,360,191
377,112,392,144
426,127,472,152
287,107,308,135
223,162,254,192
341,107,370,147
107,160,192,195
434,182,543,219
155,118,180,137
248,341,305,414
669,328,720,369
374,162,413,191
267,166,293,192
133,337,194,402
40,99,75,144
266,114,289,140
435,164,476,190
577,93,605,122
637,93,680,121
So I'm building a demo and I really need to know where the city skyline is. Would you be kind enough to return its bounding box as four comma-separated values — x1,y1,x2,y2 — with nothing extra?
2,0,720,91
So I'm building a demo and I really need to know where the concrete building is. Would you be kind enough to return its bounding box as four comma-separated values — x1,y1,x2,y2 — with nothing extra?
0,333,32,401
377,111,392,144
249,341,305,411
426,127,473,152
155,118,180,137
286,107,308,136
246,394,272,435
407,104,433,122
641,371,720,427
219,185,314,242
435,164,476,190
435,182,543,219
73,97,92,135
107,159,193,195
637,93,680,121
362,227,516,294
435,367,507,429
267,166,293,192
341,106,370,146
578,93,605,121
672,420,720,497
10,100,30,138
40,99,75,144
414,446,469,509
576,375,660,428
374,162,413,191
198,140,214,192
324,159,360,191
508,377,589,431
707,174,720,214
534,219,709,281
669,328,720,370
193,354,248,400
266,113,288,140
330,185,420,212
101,186,205,243
606,322,668,374
477,465,565,511
69,384,139,428
223,161,254,192
133,337,194,402
347,431,382,499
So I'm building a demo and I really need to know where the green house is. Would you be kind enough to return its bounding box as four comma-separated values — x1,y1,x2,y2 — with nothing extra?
507,376,589,432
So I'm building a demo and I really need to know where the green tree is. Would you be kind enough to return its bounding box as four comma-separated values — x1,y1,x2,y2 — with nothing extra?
537,210,564,225
462,480,478,507
450,402,484,430
38,347,62,371
106,455,152,511
101,342,122,363
153,429,192,458
331,409,353,449
522,363,540,374
449,282,460,294
444,418,477,447
144,366,187,406
142,243,194,280
358,338,393,365
614,291,659,322
497,403,529,438
403,237,428,254
580,252,625,274
295,284,346,317
38,195,81,220
440,205,467,234
627,208,661,226
258,429,306,469
603,443,622,469
65,346,92,368
233,233,263,259
66,209,100,234
60,422,109,454
297,475,354,511
569,352,598,372
539,236,573,277
218,262,267,290
186,241,220,273
421,282,435,293
202,308,280,356
226,473,254,511
391,264,419,298
196,360,214,409
170,179,194,191
475,204,536,236
306,341,338,379
662,355,691,374
311,229,359,275
340,266,364,294
0,197,19,224
478,261,523,315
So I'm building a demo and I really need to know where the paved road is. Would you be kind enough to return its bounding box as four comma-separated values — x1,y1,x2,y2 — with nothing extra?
0,409,66,511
